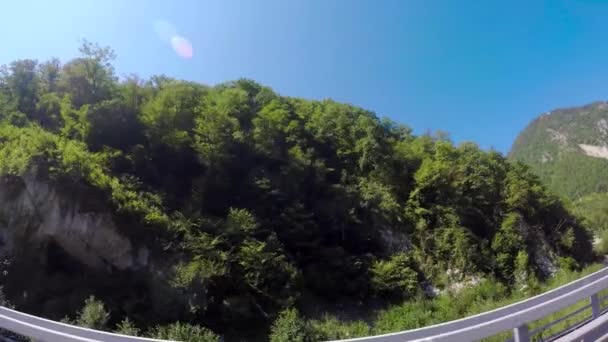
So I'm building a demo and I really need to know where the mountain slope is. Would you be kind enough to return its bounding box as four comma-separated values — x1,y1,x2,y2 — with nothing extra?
510,101,608,200
0,42,597,339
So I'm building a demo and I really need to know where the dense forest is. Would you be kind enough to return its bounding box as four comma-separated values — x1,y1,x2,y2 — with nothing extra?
0,42,597,341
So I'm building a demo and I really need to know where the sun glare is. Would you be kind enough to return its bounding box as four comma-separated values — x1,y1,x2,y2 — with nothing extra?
154,20,193,59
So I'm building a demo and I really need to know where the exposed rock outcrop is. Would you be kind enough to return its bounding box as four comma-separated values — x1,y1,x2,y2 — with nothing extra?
578,144,608,160
0,174,145,272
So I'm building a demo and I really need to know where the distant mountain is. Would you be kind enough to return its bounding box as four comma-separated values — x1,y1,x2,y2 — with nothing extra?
510,101,608,200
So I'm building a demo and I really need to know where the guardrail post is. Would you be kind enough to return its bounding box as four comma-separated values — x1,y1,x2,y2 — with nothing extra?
513,324,530,342
591,293,601,318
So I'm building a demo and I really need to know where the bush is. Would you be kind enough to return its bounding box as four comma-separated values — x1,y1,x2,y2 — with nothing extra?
558,256,578,272
308,315,369,340
372,278,512,335
370,253,419,299
115,318,140,336
75,296,109,330
595,230,608,255
269,308,308,342
373,300,437,334
150,322,219,342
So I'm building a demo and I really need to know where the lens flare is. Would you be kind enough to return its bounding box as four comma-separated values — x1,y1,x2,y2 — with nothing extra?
154,20,194,59
171,35,194,59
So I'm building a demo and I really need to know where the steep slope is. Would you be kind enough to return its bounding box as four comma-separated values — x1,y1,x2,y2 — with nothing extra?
510,101,608,200
0,43,597,339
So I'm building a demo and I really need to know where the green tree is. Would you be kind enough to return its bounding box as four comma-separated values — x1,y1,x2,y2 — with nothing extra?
35,93,63,130
59,95,89,140
140,81,204,148
38,58,61,94
193,87,247,164
5,59,40,115
59,40,117,107
76,296,110,330
86,97,144,150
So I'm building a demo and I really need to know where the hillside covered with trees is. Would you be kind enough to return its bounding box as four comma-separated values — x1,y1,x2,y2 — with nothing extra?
0,42,597,340
509,101,608,256
510,101,608,201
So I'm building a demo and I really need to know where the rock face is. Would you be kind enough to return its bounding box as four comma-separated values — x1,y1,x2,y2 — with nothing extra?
578,144,608,160
0,174,143,272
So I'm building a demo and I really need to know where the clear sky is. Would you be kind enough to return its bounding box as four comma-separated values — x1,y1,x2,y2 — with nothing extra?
2,0,608,153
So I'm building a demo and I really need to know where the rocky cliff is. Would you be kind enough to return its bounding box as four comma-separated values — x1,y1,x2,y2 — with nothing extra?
0,174,149,271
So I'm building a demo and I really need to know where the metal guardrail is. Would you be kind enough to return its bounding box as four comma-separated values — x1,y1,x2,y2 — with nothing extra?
2,268,608,341
0,306,176,342
333,267,608,342
554,304,608,342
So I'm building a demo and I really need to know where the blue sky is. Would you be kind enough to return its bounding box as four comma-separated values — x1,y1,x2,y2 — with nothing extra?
2,0,608,153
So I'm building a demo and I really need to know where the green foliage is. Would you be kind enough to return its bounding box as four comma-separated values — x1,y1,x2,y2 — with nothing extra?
150,322,219,342
226,207,258,233
140,81,203,148
370,253,419,299
59,95,89,140
492,213,525,282
59,40,117,107
372,264,601,337
114,318,140,336
75,296,110,330
373,300,437,334
86,97,143,150
575,192,608,233
193,86,246,164
0,124,55,175
307,316,370,340
269,308,307,342
35,93,63,130
237,238,299,305
6,59,40,116
596,229,608,255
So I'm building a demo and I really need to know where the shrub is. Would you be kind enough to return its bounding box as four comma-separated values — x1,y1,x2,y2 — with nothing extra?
269,308,308,342
308,315,369,340
373,300,436,334
150,322,219,342
76,296,109,330
370,253,419,299
115,318,140,336
373,279,511,335
595,230,608,255
558,256,578,272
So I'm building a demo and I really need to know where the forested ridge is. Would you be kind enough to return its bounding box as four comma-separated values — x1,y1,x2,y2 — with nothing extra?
509,101,608,200
0,42,597,341
509,101,608,259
